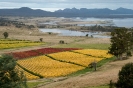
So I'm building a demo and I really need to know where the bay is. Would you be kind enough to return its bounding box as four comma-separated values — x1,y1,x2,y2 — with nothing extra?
72,17,133,28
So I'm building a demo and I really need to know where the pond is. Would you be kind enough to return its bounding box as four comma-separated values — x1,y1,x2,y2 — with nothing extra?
39,28,110,38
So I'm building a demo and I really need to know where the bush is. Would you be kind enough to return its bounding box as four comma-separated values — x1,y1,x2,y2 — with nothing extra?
86,34,88,37
115,63,133,88
40,38,43,42
59,40,64,44
48,32,52,35
0,55,27,88
3,32,9,39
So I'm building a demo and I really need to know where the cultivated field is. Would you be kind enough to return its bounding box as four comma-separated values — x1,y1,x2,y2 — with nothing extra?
14,48,112,80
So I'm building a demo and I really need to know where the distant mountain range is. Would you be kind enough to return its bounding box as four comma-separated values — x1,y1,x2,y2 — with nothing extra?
0,7,133,18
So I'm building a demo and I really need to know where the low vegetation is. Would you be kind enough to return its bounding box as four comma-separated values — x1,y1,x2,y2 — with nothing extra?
115,63,133,88
54,43,110,50
0,39,44,49
3,32,9,39
0,55,27,88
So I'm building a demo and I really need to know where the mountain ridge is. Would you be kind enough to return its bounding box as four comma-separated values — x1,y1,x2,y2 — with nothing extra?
0,7,133,18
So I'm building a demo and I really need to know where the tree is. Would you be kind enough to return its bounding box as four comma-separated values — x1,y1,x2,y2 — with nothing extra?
115,63,133,88
3,32,9,39
0,55,27,88
108,28,131,60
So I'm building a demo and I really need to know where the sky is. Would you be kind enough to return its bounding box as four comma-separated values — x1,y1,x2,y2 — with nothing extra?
0,0,133,12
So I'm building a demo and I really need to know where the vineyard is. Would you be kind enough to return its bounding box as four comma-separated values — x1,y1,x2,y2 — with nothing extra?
10,48,113,80
10,48,80,59
0,38,113,81
0,39,44,49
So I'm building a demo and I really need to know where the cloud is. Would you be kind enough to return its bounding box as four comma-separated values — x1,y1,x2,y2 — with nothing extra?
1,0,132,3
0,0,132,11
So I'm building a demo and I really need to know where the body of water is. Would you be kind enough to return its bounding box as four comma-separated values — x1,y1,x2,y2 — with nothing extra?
40,17,133,28
40,28,110,38
72,17,133,28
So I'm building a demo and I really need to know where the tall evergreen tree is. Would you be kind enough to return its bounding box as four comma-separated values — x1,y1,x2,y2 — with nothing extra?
0,55,27,88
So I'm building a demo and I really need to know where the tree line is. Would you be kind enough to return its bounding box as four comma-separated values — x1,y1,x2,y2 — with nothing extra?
0,18,35,29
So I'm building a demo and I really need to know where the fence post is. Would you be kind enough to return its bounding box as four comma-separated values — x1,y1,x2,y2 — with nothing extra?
93,62,97,71
88,62,97,71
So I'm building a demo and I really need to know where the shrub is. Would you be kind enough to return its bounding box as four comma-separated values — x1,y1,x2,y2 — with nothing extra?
59,40,64,44
0,55,27,88
40,38,43,42
115,63,133,88
86,34,88,37
48,32,52,35
91,35,93,38
3,32,9,39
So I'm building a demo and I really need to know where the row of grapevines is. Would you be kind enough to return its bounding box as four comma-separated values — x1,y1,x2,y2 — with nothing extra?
72,49,112,58
0,39,44,49
49,51,104,67
17,55,84,79
16,66,39,80
11,48,80,60
0,39,30,41
0,43,43,49
0,39,33,43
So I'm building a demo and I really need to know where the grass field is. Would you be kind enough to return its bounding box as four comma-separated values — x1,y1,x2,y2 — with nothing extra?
54,43,110,50
27,82,109,88
27,82,45,88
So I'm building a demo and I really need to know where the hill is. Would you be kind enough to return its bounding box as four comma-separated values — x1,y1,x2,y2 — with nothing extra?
0,7,133,18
